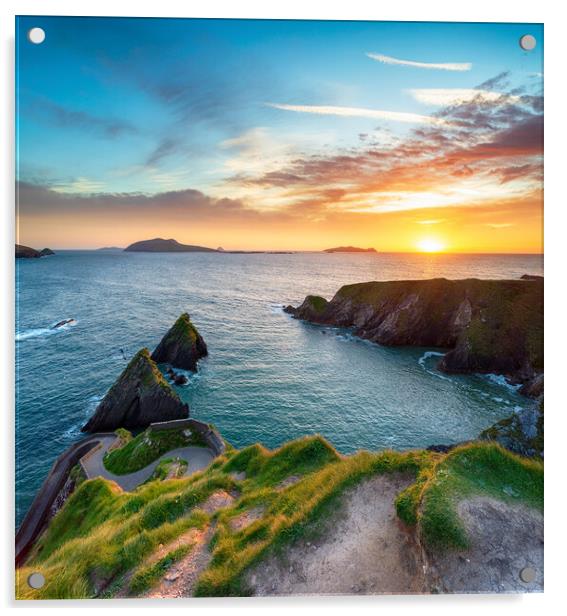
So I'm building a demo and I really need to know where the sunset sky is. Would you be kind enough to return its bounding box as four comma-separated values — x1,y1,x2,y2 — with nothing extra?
16,17,543,252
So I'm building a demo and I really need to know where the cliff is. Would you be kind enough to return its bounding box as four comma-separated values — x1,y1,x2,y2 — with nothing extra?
124,238,217,253
151,313,208,371
16,244,55,258
285,277,543,381
17,436,542,599
81,348,189,432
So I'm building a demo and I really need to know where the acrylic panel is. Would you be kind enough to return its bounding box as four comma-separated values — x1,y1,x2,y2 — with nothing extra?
15,16,543,599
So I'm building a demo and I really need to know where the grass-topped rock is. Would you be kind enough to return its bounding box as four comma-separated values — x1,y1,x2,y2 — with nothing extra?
286,277,543,382
81,348,189,432
151,313,208,371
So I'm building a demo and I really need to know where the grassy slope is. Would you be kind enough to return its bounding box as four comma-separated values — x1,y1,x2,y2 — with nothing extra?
16,437,543,599
103,427,207,475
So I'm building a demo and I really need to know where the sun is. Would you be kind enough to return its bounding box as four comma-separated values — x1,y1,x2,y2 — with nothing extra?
417,238,445,253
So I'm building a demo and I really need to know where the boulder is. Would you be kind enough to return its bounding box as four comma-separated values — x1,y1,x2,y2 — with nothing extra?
151,313,207,371
81,348,189,432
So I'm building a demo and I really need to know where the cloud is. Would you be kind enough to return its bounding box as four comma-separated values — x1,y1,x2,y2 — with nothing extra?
408,89,519,106
145,137,183,167
485,222,515,228
416,219,445,225
29,97,138,139
235,74,543,223
366,53,471,72
266,103,448,126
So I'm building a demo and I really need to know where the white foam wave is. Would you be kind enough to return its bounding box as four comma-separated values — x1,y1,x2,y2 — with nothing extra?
269,303,285,315
482,373,522,392
16,319,77,341
418,350,445,367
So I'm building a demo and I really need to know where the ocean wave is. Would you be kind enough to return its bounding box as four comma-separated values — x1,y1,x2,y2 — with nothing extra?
269,303,285,315
482,373,522,392
16,318,77,341
417,350,445,367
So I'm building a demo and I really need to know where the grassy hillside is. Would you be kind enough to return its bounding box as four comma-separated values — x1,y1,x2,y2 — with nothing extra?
16,436,543,599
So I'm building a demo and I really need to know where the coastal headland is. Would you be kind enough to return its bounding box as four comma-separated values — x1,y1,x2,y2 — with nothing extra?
16,277,544,598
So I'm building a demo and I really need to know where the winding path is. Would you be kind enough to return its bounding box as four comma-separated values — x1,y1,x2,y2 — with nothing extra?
16,434,215,566
81,437,215,490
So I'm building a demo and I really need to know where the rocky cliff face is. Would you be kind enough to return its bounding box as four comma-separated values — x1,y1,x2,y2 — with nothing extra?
81,348,189,432
285,277,543,381
151,313,208,371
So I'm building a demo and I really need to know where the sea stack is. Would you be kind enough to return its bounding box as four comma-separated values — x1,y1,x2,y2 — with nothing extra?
81,348,189,432
151,313,208,371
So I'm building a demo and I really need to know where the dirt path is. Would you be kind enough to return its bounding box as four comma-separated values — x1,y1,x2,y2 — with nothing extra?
425,497,544,593
144,490,236,598
246,472,427,596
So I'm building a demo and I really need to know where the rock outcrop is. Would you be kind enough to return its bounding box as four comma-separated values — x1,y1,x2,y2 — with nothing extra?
480,400,543,458
16,244,55,258
286,277,543,382
81,348,189,432
151,313,208,371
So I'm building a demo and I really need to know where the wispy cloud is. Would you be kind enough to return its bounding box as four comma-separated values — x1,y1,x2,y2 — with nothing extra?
408,89,519,106
416,219,446,225
367,53,471,72
29,97,138,139
485,222,515,228
266,103,448,126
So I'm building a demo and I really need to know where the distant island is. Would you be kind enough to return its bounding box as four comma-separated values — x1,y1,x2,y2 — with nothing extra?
96,246,123,252
124,238,218,253
324,246,377,253
124,238,295,254
15,245,55,259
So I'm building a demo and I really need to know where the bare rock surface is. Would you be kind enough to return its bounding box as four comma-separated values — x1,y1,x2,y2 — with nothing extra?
82,348,189,432
425,497,543,593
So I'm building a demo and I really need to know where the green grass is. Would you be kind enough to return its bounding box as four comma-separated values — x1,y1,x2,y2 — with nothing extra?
17,436,543,600
129,545,192,595
103,427,207,475
163,312,200,345
142,457,189,484
305,295,328,314
396,441,543,550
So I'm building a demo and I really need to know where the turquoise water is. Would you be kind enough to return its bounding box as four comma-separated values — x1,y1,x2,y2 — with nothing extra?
15,251,542,524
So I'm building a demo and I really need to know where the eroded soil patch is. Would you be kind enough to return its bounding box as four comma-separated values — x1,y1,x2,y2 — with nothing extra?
246,472,426,595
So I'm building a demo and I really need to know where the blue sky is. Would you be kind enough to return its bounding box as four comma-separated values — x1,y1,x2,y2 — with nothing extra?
16,17,543,250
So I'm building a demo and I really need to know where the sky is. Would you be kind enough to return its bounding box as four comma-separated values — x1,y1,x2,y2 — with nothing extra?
16,17,543,252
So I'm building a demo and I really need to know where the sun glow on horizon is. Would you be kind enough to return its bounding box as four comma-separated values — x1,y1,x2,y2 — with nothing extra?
417,238,446,253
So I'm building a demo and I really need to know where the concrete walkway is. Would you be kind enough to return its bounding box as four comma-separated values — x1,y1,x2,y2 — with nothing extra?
81,437,216,491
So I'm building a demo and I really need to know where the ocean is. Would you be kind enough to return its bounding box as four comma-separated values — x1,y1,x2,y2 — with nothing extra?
15,251,543,524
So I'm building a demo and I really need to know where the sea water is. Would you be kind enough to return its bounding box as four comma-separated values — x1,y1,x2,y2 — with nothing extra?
15,251,542,524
